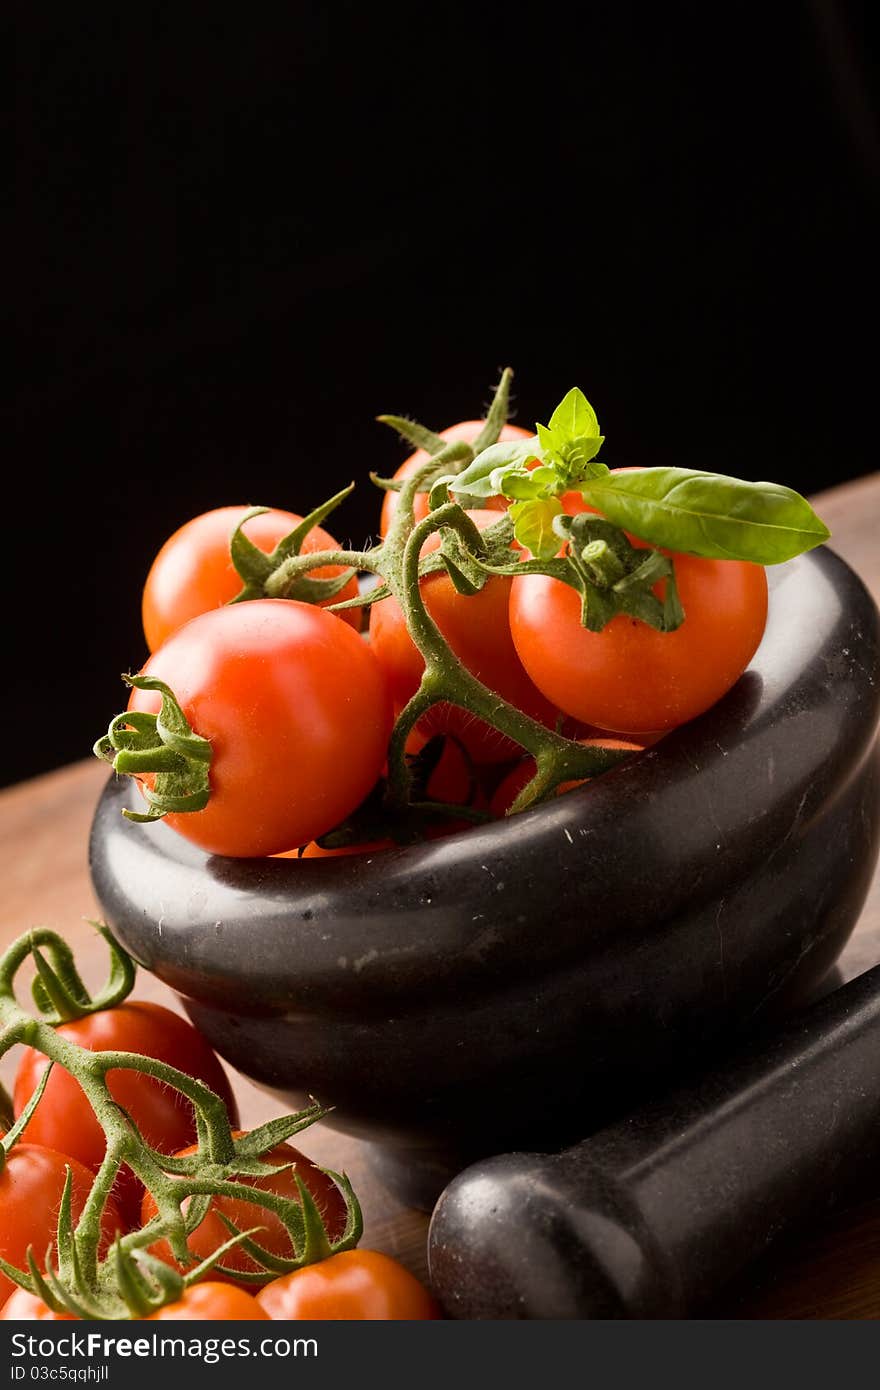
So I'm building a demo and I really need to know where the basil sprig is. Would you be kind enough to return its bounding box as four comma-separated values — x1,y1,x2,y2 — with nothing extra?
438,387,830,565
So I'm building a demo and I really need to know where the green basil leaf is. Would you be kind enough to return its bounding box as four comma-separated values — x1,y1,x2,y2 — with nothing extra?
562,434,605,472
535,422,558,456
510,497,565,559
492,464,557,501
447,438,542,499
580,468,830,564
548,387,600,443
494,468,543,501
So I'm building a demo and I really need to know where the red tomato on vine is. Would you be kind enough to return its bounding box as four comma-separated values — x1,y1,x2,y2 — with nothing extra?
256,1249,441,1320
142,505,361,652
142,1134,348,1287
509,556,768,733
13,1002,239,1228
506,463,769,732
127,600,392,857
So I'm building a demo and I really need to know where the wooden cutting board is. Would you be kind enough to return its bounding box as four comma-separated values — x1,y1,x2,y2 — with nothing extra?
1,472,879,1318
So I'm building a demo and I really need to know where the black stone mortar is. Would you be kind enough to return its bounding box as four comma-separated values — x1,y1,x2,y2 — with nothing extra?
89,547,880,1209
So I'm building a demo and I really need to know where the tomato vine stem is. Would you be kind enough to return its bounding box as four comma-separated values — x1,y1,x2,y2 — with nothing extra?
0,928,362,1317
264,368,637,817
264,547,380,599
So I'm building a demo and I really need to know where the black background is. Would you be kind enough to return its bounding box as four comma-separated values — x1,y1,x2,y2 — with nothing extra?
9,3,879,787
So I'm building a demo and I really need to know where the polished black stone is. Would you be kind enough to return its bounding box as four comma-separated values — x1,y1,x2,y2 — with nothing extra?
89,547,880,1206
428,959,880,1318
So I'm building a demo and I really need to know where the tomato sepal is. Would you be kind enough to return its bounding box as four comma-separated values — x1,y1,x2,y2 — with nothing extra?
431,510,518,597
23,1246,96,1322
368,470,405,494
375,414,450,457
18,1218,270,1321
558,514,686,633
210,1165,362,1284
117,1229,265,1320
376,371,514,468
453,509,686,635
229,1103,331,1161
94,675,212,825
228,486,359,608
327,581,392,614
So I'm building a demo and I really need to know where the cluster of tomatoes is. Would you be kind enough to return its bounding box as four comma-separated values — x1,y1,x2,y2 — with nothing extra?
116,416,769,859
0,996,438,1320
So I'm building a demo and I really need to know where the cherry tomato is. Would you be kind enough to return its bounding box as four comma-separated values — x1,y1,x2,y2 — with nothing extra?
490,737,645,816
379,421,532,536
256,1249,441,1320
142,505,361,653
13,1002,239,1229
0,1143,124,1303
509,554,768,733
142,1133,348,1287
370,510,557,762
127,599,392,856
146,1283,270,1320
0,1289,75,1320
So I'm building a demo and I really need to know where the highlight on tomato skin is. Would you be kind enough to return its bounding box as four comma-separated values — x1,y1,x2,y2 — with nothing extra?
128,599,393,857
142,504,362,653
256,1248,443,1320
379,420,532,537
0,1289,76,1321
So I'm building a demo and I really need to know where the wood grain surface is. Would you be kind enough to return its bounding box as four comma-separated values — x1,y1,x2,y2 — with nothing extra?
1,473,879,1319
